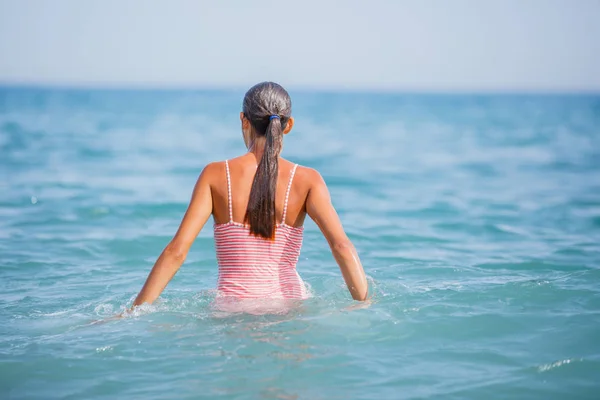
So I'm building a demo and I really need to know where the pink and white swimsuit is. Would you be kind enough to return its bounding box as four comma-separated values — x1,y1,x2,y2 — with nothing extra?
213,161,308,299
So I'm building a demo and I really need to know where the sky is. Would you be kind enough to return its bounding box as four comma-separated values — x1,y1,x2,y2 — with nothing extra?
0,0,599,92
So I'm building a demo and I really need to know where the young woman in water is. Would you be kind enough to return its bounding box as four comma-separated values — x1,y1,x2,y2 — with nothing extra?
132,82,368,307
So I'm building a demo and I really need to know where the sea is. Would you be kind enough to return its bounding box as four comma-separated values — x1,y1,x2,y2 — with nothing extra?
1,87,599,399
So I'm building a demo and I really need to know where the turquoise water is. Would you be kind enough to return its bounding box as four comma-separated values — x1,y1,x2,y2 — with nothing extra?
1,87,600,399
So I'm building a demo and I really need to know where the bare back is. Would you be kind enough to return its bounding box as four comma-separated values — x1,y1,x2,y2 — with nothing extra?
210,155,309,228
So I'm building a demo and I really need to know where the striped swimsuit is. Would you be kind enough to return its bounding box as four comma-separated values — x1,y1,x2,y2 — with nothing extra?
213,161,308,299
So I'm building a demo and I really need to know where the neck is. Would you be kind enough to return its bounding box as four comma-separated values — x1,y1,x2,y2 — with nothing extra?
248,136,266,161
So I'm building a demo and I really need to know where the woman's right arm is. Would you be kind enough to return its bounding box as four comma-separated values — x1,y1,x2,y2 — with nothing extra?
132,164,214,307
306,169,368,301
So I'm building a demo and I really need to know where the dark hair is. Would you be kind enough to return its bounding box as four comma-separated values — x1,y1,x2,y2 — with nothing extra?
242,82,292,239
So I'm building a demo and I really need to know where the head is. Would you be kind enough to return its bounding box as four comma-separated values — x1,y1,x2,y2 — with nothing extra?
240,82,294,149
241,82,294,239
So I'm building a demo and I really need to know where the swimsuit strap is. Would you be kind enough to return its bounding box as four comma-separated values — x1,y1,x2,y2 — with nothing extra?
225,160,233,223
282,164,299,224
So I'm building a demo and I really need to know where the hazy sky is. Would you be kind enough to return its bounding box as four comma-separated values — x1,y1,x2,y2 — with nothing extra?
1,0,599,91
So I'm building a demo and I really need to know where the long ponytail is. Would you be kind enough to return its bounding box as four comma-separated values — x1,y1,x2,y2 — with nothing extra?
245,116,283,238
242,82,291,239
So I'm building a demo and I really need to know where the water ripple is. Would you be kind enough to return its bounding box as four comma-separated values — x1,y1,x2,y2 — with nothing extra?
1,89,600,399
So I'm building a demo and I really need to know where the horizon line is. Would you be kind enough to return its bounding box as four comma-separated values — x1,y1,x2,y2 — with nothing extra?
1,81,599,96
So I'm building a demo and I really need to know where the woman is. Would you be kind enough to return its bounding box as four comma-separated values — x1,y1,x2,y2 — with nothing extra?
132,82,368,308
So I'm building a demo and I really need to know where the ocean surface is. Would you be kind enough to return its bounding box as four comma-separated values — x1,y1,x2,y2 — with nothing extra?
1,87,599,399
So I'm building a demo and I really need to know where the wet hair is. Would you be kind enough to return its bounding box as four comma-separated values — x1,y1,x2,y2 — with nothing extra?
242,82,292,239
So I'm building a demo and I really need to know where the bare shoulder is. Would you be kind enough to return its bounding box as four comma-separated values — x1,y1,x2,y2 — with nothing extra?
294,165,326,190
203,160,225,173
196,161,225,187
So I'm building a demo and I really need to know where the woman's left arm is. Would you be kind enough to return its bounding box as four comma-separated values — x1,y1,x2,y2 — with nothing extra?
132,165,214,307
